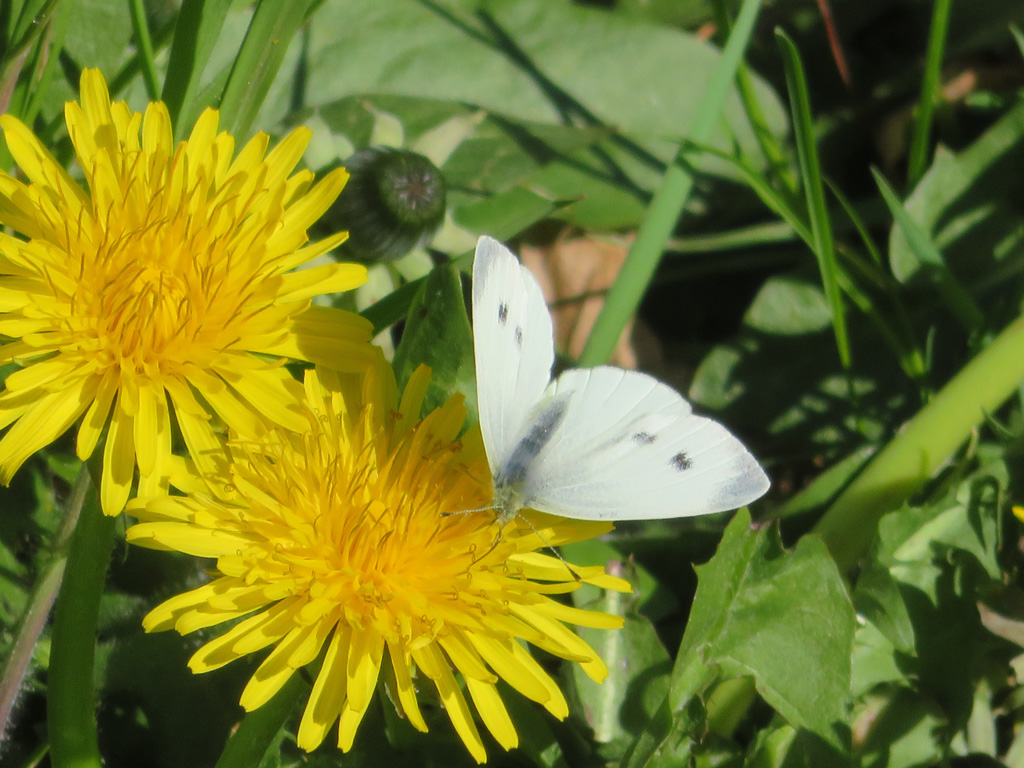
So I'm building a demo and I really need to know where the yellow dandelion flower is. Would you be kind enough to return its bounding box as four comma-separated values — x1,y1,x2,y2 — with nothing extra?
126,357,629,762
0,69,375,514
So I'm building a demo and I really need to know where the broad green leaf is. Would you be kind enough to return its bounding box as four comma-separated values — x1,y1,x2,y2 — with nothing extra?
889,99,1024,286
873,168,983,331
852,457,1010,730
671,510,855,750
304,0,785,152
453,186,565,238
743,276,832,335
392,265,475,418
62,0,134,76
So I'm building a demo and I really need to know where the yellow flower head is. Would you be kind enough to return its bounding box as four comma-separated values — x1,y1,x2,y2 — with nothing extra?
0,69,375,514
127,359,629,762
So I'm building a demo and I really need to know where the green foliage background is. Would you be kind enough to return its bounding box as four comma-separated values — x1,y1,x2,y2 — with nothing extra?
4,0,1024,767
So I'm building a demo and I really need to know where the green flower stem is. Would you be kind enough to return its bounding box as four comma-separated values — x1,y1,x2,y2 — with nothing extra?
214,673,309,768
0,464,91,735
813,313,1024,571
47,458,114,768
578,0,764,366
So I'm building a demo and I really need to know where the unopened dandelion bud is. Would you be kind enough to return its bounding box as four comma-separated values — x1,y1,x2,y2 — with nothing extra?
330,147,447,261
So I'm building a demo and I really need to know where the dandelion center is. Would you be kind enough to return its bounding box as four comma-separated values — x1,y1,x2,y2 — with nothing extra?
69,191,255,376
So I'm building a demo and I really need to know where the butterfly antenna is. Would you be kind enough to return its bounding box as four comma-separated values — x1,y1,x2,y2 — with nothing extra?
439,503,498,518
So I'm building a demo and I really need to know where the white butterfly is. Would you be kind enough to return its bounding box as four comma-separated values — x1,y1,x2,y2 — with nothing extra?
472,236,769,522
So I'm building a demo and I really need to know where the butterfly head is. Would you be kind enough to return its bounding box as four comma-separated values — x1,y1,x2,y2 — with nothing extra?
491,478,524,527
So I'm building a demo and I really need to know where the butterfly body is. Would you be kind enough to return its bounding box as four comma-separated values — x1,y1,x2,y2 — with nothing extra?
472,236,769,522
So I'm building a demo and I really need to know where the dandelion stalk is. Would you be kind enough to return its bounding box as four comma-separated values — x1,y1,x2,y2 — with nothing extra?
814,313,1024,571
47,457,114,768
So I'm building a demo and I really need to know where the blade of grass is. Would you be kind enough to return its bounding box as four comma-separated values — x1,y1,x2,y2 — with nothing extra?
161,0,232,137
0,0,57,116
814,310,1024,571
128,0,160,100
217,0,316,140
906,0,953,187
691,141,924,383
776,28,851,369
871,167,983,331
578,0,764,367
1011,24,1024,60
18,1,72,128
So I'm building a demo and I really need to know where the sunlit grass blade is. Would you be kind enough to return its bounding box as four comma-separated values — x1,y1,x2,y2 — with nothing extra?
906,0,953,186
813,312,1024,571
776,28,850,369
871,167,984,331
578,0,764,367
161,0,232,136
218,0,317,140
128,0,160,99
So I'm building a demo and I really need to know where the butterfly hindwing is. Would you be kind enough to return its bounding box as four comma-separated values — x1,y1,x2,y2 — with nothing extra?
472,236,555,475
515,367,770,520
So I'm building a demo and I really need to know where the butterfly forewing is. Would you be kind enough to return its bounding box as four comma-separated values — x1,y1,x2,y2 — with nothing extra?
472,236,555,475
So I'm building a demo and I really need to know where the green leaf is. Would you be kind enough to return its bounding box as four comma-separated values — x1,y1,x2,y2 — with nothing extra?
391,264,475,419
872,167,984,332
453,186,565,239
743,276,832,335
62,0,135,75
305,0,785,149
888,99,1024,294
671,510,855,751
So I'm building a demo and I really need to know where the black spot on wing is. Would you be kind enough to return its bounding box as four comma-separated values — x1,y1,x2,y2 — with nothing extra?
670,452,692,471
632,431,656,445
513,326,523,349
498,302,509,326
